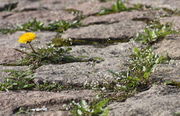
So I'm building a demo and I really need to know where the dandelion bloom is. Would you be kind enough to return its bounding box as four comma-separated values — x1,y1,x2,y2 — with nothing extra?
18,32,36,44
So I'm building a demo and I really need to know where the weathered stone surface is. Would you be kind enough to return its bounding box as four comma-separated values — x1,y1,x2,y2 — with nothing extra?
0,32,24,64
0,10,75,28
128,0,180,10
109,85,180,116
19,111,70,116
0,90,97,116
82,10,166,25
0,66,28,82
34,42,138,86
160,16,180,30
66,0,115,16
152,60,180,82
0,48,24,64
14,0,88,11
62,20,146,40
153,35,180,59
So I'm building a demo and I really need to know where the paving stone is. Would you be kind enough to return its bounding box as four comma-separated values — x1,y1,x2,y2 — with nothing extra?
160,16,180,30
0,10,75,28
0,90,97,116
153,35,180,59
151,60,180,82
82,10,166,25
66,0,116,16
14,0,89,11
128,0,180,10
62,20,146,41
109,85,180,116
34,42,138,86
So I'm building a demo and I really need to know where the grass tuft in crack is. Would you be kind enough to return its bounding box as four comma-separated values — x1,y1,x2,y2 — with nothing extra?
0,19,81,34
109,47,168,92
71,99,109,116
135,21,178,45
16,45,73,69
15,44,103,70
0,70,35,91
0,70,64,92
98,0,143,15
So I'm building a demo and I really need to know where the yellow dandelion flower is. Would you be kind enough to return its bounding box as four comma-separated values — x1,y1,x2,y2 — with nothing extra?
18,32,36,44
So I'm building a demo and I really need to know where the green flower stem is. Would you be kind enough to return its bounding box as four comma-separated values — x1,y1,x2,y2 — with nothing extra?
14,48,30,55
28,42,37,54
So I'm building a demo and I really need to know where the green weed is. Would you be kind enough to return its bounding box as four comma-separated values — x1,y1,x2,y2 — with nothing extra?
0,70,65,92
98,0,143,15
174,112,180,116
0,28,17,34
135,22,178,45
110,47,168,92
16,45,73,69
0,70,35,91
17,19,44,32
0,19,81,34
36,82,64,91
46,20,81,33
15,44,103,69
71,99,109,116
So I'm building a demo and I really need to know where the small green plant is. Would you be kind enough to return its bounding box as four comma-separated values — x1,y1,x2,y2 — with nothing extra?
46,20,81,33
0,28,17,34
129,47,168,78
16,44,102,69
36,82,64,91
174,112,180,116
135,22,177,45
71,99,109,116
0,19,81,34
110,47,168,91
15,107,31,115
17,45,73,69
0,69,66,92
98,0,143,15
17,19,44,32
0,70,35,91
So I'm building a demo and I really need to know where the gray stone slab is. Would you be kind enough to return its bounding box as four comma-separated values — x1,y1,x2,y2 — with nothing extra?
109,85,180,116
62,20,146,40
152,60,180,82
14,0,89,11
0,10,75,28
0,90,96,116
82,10,166,25
128,0,180,10
153,35,180,59
160,16,180,30
34,42,138,86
